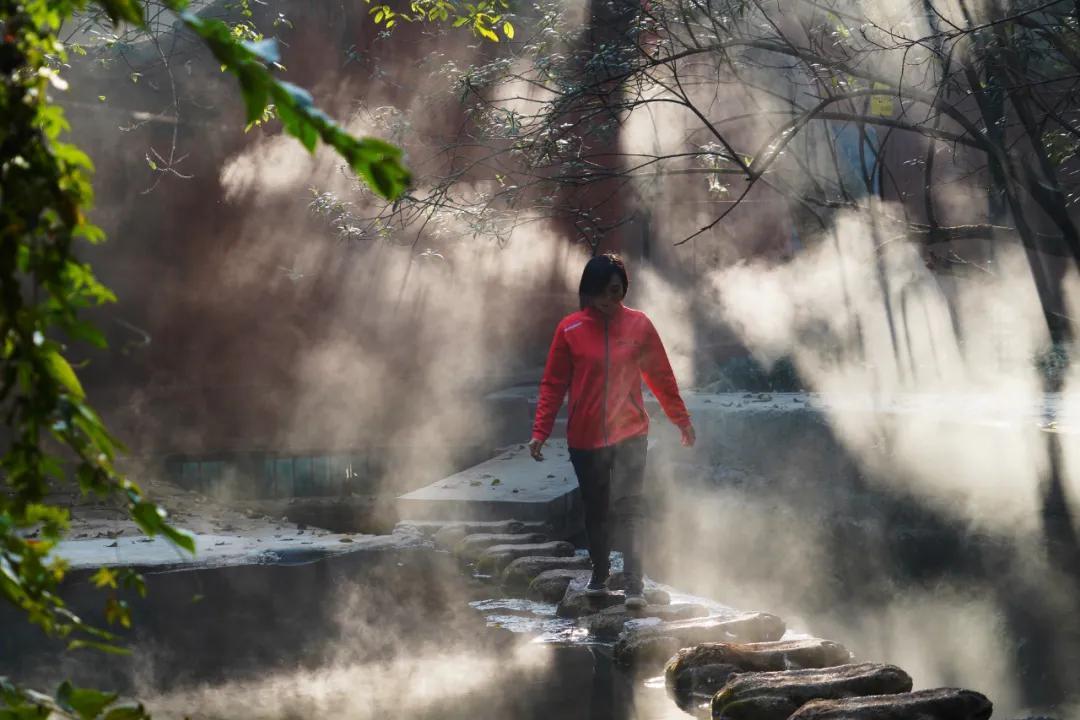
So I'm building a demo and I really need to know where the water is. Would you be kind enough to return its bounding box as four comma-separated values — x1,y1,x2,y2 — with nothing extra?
0,547,692,720
3,540,1075,719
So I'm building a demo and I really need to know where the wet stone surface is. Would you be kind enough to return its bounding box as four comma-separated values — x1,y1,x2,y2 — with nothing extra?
787,688,993,720
711,663,914,720
501,554,593,594
579,603,711,641
475,540,576,574
454,532,550,562
666,638,854,705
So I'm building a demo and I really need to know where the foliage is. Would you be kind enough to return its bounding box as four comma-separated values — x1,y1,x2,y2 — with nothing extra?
0,0,498,714
364,0,515,42
341,0,1078,266
180,9,412,199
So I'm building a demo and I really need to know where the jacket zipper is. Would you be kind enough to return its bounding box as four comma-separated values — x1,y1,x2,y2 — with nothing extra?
602,316,610,446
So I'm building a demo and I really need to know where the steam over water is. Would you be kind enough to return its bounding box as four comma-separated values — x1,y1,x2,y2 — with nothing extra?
40,0,1080,718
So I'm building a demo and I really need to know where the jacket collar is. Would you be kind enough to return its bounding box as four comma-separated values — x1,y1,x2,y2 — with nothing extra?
583,304,624,321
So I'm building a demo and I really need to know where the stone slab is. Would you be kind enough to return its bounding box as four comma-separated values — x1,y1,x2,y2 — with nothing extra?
396,441,582,537
787,688,992,720
712,663,913,720
52,526,425,571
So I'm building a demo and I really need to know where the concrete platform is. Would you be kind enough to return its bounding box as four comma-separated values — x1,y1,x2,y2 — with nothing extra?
396,441,583,537
53,529,425,570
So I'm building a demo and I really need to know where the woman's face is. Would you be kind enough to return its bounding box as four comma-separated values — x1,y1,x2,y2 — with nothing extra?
591,273,625,316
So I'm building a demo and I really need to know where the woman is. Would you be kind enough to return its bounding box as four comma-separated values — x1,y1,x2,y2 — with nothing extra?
528,254,695,610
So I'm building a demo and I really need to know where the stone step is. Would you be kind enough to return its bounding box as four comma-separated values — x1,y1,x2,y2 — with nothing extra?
711,663,913,720
787,688,993,720
580,603,710,641
396,441,581,538
528,569,592,602
453,532,549,562
429,520,552,550
556,584,671,618
613,612,787,670
500,555,593,595
666,638,853,702
475,541,576,574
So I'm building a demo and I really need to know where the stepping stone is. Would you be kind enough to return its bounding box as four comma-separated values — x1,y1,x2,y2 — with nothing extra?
431,520,551,550
787,688,992,720
601,573,670,603
557,585,671,618
500,555,593,595
454,532,549,561
613,612,786,670
528,569,591,602
579,603,710,641
712,663,913,720
475,541,575,574
666,638,853,701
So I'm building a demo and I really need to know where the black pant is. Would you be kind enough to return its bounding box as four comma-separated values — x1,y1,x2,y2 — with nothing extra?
569,434,648,592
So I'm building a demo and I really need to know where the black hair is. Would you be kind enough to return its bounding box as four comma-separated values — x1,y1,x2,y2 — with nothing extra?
578,253,629,310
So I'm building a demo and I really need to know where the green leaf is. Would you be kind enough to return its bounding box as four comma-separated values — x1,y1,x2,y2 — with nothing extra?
242,38,280,64
93,0,144,26
179,11,410,199
44,349,85,399
56,681,117,720
238,71,270,125
129,502,165,536
91,567,118,589
502,20,514,39
66,640,131,656
161,524,196,554
103,705,149,720
66,320,108,349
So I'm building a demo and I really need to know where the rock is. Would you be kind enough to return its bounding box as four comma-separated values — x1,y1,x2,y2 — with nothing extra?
666,639,853,699
429,520,551,549
555,586,626,617
645,588,671,605
557,585,672,618
787,688,992,720
528,569,592,602
475,541,576,574
614,635,684,671
500,555,593,594
602,573,672,604
453,532,549,561
432,525,469,550
613,613,786,670
580,603,710,641
711,663,913,720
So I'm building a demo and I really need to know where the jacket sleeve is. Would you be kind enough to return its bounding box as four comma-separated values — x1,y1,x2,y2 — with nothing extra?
532,321,572,442
640,316,691,429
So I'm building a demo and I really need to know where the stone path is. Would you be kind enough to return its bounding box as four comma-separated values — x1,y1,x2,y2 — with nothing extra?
398,518,1001,720
396,441,583,538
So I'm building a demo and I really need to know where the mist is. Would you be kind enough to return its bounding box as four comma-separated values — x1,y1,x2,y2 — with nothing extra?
27,0,1080,718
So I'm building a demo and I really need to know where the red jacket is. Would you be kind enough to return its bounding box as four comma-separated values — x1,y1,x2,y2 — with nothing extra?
532,304,691,450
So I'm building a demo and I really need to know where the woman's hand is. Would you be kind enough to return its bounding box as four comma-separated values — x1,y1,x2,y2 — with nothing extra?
680,423,696,448
528,438,546,461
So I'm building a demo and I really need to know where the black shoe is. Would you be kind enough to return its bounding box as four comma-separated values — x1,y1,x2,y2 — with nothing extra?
625,591,647,610
585,569,609,597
